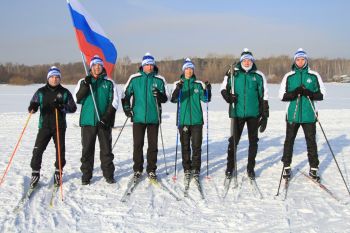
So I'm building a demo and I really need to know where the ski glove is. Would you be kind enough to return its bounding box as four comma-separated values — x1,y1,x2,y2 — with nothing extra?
221,90,237,104
301,88,314,98
97,120,109,130
124,109,133,118
28,102,39,113
84,75,92,85
171,80,184,102
258,117,268,133
152,88,167,103
52,94,64,110
205,81,212,102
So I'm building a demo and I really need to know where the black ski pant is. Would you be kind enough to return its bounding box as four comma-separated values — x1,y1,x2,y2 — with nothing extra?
31,127,66,171
80,126,115,182
133,123,159,174
179,125,203,172
226,117,259,173
282,122,319,168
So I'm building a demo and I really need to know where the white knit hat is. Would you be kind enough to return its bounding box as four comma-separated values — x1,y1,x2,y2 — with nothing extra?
89,55,104,68
47,66,61,79
141,52,156,66
182,58,195,71
240,48,255,62
294,48,308,61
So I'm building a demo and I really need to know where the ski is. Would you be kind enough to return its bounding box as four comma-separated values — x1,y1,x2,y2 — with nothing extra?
184,176,192,197
281,178,290,201
248,177,263,199
49,185,59,207
193,176,205,200
298,169,340,202
233,176,246,201
13,185,39,213
149,179,181,201
120,176,142,203
222,177,232,199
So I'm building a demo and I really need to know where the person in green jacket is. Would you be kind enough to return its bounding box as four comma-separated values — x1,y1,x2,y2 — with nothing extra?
171,58,211,184
74,55,119,185
279,48,326,181
221,48,269,180
121,53,168,181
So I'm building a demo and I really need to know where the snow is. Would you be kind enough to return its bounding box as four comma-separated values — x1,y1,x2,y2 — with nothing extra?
0,84,350,233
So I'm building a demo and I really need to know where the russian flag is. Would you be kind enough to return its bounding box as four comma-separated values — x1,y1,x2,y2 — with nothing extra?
67,0,117,77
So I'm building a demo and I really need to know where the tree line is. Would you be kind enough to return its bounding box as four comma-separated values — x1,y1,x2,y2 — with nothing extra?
1,55,350,85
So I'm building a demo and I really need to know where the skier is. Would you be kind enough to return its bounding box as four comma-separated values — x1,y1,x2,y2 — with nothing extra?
279,48,326,181
75,55,119,185
28,66,77,188
171,58,211,185
221,48,269,180
121,53,169,181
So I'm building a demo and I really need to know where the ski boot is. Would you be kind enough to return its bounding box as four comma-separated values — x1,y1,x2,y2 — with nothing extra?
30,170,40,188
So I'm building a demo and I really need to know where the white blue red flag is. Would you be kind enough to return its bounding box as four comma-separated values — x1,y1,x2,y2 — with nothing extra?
67,0,117,77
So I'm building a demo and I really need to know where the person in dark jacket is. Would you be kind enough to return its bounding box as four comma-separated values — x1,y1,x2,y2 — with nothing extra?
221,48,269,180
121,53,168,181
74,55,119,185
171,58,211,184
279,48,326,181
28,66,77,188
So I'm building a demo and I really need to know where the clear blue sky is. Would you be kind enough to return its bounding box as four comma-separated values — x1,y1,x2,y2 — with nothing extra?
0,0,349,65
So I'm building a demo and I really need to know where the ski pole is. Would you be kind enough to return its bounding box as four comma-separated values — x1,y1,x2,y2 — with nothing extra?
173,90,182,182
0,112,33,186
275,95,300,194
112,117,129,151
55,109,64,201
205,88,210,180
307,97,350,196
154,90,169,175
230,64,238,185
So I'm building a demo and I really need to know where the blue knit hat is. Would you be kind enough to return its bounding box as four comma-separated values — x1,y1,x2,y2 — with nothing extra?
240,48,255,62
89,55,104,68
47,66,61,79
182,58,195,71
142,52,156,66
294,48,308,61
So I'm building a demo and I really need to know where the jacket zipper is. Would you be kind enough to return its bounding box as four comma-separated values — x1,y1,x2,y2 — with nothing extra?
188,79,192,125
145,75,148,123
244,73,247,117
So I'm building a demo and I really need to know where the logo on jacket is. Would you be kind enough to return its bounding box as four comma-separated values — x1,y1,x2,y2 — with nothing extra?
307,78,312,83
194,89,199,93
252,77,256,81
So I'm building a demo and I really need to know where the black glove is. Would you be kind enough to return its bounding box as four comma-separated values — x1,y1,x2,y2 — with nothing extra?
52,93,64,109
258,117,268,133
97,120,109,130
152,88,167,103
294,86,304,96
28,102,39,113
84,75,92,85
176,80,184,90
124,109,133,118
301,88,314,98
205,81,212,102
221,89,237,104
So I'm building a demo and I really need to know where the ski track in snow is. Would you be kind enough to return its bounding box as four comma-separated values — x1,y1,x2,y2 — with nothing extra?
1,84,350,232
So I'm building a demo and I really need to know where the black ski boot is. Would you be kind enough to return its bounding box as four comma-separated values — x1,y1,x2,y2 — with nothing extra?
192,170,200,181
184,170,192,184
148,171,157,182
30,170,40,188
247,169,255,180
309,167,320,182
133,171,142,179
54,169,61,187
283,166,292,179
224,171,233,186
106,177,116,184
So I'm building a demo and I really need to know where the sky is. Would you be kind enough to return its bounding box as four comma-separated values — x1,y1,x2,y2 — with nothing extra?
0,0,349,65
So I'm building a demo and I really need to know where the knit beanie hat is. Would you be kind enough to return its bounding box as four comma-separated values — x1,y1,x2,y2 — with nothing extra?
47,66,61,79
182,58,195,71
240,48,255,62
142,53,156,66
89,55,104,68
294,48,308,61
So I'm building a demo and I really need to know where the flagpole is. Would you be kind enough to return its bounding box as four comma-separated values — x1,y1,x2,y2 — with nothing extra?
80,52,101,121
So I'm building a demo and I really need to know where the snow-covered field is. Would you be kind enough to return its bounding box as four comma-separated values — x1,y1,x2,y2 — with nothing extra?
0,84,350,233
